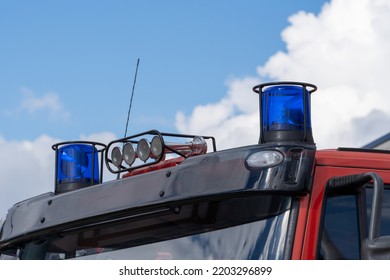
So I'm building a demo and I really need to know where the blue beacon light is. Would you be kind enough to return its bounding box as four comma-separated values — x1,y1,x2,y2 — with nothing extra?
253,81,317,144
52,142,106,194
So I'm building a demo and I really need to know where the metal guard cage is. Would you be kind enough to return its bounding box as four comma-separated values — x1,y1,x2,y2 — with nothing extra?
105,130,217,174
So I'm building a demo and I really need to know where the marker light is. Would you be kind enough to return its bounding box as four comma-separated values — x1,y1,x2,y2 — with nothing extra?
123,143,136,166
54,142,106,194
111,147,123,168
151,136,163,158
246,150,284,169
192,136,207,155
253,81,317,143
137,138,151,162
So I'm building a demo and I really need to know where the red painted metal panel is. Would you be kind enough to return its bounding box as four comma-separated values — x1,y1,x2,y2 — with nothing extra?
299,151,390,259
316,150,390,170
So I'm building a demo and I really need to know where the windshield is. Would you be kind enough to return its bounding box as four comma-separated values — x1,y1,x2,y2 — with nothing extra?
18,195,293,260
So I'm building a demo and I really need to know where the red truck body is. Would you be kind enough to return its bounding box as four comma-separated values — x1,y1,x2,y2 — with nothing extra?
296,149,390,259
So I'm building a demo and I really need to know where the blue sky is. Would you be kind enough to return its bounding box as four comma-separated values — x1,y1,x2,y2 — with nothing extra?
1,0,390,215
1,0,325,141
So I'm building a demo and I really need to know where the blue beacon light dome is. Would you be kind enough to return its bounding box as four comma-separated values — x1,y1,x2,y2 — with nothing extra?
56,144,99,193
253,82,317,144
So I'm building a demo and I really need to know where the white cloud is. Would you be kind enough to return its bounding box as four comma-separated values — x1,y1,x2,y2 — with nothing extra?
0,132,117,216
0,135,56,216
79,131,117,143
16,87,70,121
176,77,261,149
176,0,390,149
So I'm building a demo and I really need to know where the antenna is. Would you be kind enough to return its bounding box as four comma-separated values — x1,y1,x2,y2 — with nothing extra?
117,58,140,179
124,58,140,138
